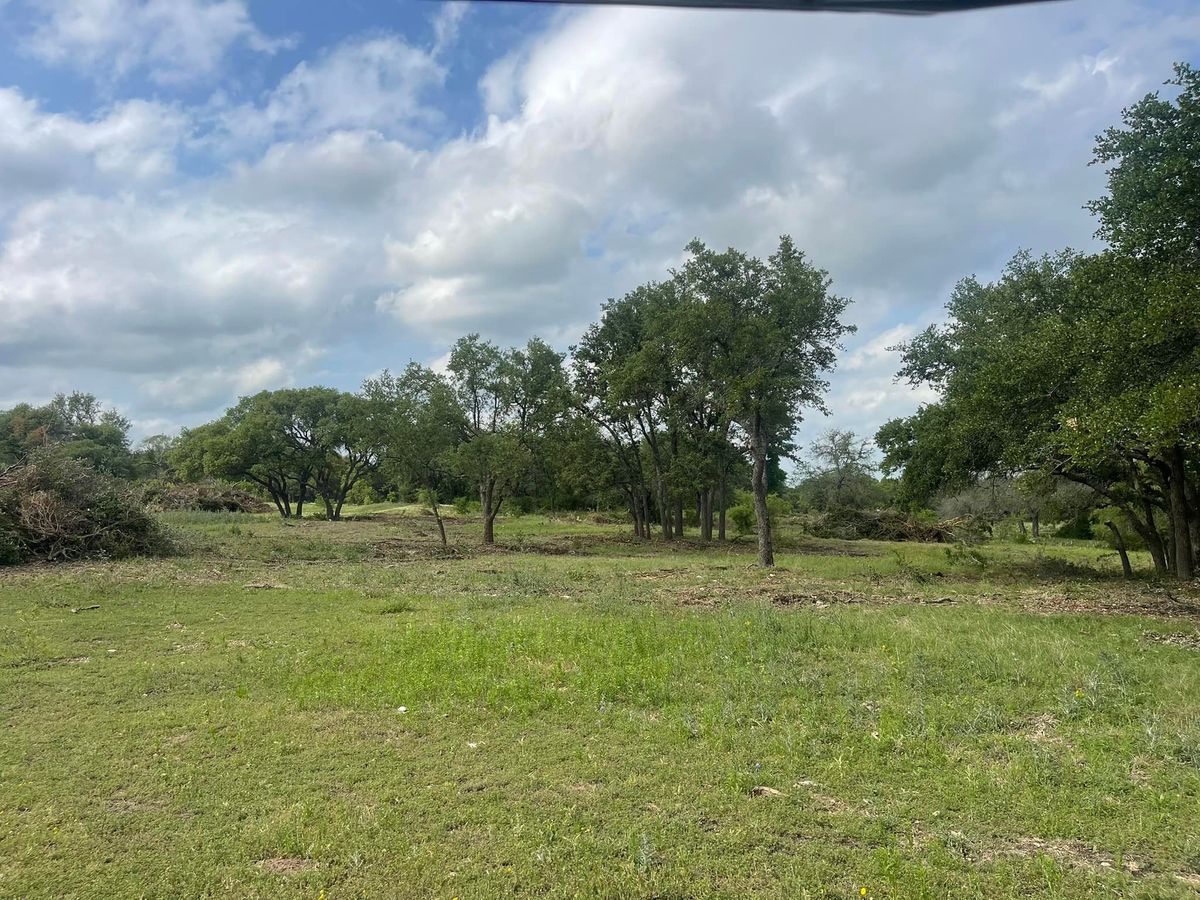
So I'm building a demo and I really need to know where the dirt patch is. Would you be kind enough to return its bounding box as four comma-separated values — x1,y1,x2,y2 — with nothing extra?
657,573,1200,623
991,836,1146,876
1022,713,1068,747
749,785,787,798
996,586,1200,622
372,539,469,560
244,580,288,590
257,857,316,875
107,793,164,814
1141,630,1200,651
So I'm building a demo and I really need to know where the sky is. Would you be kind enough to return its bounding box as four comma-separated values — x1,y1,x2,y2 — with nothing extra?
0,0,1197,456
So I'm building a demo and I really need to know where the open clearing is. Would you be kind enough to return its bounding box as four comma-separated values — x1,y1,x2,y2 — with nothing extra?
2,508,1199,898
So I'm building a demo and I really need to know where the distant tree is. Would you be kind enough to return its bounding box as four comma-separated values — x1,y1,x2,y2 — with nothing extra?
363,363,464,545
573,285,679,539
446,335,569,543
796,429,882,511
173,388,381,520
135,434,178,480
0,392,134,475
675,237,853,566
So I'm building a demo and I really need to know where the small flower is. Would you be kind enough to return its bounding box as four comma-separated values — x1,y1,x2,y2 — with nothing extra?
860,888,870,897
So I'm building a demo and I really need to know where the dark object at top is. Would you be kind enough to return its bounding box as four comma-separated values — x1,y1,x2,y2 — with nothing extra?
458,0,1060,11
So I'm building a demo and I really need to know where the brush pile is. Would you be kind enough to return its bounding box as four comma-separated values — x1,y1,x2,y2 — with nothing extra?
805,508,976,542
0,450,171,564
143,481,270,514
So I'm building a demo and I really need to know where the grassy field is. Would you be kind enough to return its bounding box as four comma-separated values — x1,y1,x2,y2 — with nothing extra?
2,508,1199,898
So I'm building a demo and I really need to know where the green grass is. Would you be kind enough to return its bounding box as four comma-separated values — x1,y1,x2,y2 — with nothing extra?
1,513,1198,898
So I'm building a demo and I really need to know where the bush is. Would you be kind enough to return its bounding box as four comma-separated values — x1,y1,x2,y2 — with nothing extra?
1055,513,1095,540
344,480,379,506
142,480,270,514
729,493,792,537
0,450,172,564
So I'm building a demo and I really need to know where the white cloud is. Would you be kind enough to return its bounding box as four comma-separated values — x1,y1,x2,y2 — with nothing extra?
431,2,469,57
23,0,290,84
212,35,444,151
0,89,187,216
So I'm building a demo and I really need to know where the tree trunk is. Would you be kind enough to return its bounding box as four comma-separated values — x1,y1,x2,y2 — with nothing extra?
1031,512,1040,540
627,490,642,539
656,477,672,540
1127,503,1167,576
751,414,774,567
1187,477,1200,565
674,495,684,537
1018,518,1027,537
481,480,497,545
1168,445,1194,579
430,496,447,547
718,468,727,541
1105,521,1133,578
295,475,308,518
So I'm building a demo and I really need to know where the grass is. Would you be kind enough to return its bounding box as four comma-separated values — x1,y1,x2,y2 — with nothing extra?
1,512,1199,898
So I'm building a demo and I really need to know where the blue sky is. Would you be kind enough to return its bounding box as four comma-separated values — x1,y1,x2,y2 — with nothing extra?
0,0,1197,457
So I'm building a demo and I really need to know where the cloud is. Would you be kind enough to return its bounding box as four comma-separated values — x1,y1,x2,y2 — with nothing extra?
23,0,290,84
0,88,188,216
431,2,469,57
0,190,371,381
140,355,295,412
211,35,444,151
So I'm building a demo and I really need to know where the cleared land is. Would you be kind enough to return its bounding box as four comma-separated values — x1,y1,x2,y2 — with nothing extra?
2,508,1199,898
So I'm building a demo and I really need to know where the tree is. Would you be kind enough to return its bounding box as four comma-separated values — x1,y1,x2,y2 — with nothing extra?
135,434,179,480
446,335,569,544
878,245,1197,577
0,393,135,475
363,364,464,545
675,237,854,566
310,392,384,521
797,429,881,511
173,388,381,520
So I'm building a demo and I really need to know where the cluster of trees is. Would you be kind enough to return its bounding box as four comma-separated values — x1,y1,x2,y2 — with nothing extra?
878,63,1199,579
165,236,852,566
0,392,151,477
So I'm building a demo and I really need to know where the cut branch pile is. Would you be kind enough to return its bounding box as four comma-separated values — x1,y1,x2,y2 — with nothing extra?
0,450,172,564
143,481,270,514
805,508,978,543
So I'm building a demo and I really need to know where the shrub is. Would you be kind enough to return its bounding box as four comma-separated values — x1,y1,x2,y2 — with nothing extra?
344,480,379,506
1055,513,1095,540
0,450,172,564
729,504,756,536
729,493,792,537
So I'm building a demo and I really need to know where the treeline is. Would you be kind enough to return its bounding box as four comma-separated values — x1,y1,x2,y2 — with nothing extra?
877,63,1200,579
159,236,852,566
